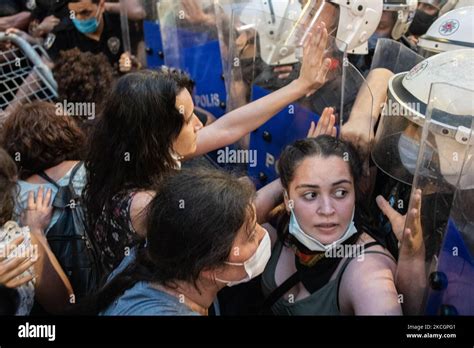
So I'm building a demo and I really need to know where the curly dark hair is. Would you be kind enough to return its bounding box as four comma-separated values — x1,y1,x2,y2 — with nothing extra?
156,65,195,94
0,101,86,180
53,48,116,129
0,147,18,225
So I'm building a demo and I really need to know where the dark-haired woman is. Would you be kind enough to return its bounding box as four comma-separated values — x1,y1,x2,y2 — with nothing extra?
85,23,333,279
93,168,271,316
260,136,420,315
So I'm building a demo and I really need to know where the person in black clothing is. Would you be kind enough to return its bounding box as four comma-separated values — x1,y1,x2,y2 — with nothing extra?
28,0,67,38
46,0,125,67
30,0,145,65
0,0,33,31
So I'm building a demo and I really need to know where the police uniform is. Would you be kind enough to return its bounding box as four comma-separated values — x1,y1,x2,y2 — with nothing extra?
29,0,68,22
0,0,32,17
47,12,124,66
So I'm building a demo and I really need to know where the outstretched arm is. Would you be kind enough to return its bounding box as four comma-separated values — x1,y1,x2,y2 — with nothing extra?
342,68,394,163
340,251,402,315
192,23,331,158
377,189,426,314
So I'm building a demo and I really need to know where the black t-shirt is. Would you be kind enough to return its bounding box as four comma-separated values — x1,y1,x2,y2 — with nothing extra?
47,12,124,66
0,0,31,17
30,0,68,21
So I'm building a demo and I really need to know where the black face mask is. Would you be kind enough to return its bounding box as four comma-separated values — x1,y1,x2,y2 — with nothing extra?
409,9,438,36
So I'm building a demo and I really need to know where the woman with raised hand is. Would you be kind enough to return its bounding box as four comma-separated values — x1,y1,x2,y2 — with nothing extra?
84,23,332,279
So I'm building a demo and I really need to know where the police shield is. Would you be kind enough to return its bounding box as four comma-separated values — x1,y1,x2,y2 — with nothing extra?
217,0,348,110
139,0,166,67
370,38,424,74
219,3,373,185
396,82,474,315
157,0,227,117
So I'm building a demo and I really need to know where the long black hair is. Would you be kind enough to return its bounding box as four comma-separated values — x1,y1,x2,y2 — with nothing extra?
84,168,255,314
84,69,194,236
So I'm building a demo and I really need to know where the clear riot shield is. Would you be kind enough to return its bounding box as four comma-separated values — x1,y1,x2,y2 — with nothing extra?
214,0,302,94
120,0,132,54
372,81,427,186
157,0,227,117
216,0,341,111
220,4,373,186
370,38,425,74
140,0,165,67
371,40,427,186
396,83,474,315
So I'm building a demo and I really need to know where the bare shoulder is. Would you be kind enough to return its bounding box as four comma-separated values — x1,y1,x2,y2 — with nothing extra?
131,190,156,211
130,190,156,237
349,233,397,274
338,234,401,315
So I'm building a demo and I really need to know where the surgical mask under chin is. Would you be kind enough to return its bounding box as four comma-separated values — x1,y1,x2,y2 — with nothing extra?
215,230,271,287
368,32,389,51
398,133,434,175
72,8,101,34
288,201,358,252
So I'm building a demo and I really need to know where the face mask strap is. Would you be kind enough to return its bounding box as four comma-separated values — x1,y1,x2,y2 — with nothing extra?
225,261,244,266
94,5,102,26
284,190,295,211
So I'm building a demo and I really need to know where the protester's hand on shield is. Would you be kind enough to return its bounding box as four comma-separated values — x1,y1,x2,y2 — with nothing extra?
297,22,331,97
400,189,424,257
180,0,215,26
307,107,336,138
376,189,424,256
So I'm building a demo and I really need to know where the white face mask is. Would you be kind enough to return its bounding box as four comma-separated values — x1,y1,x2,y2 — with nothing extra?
398,133,435,176
286,192,357,252
215,229,271,287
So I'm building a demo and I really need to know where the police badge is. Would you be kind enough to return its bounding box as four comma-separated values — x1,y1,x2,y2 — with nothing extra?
26,0,37,10
43,33,56,50
107,36,121,55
